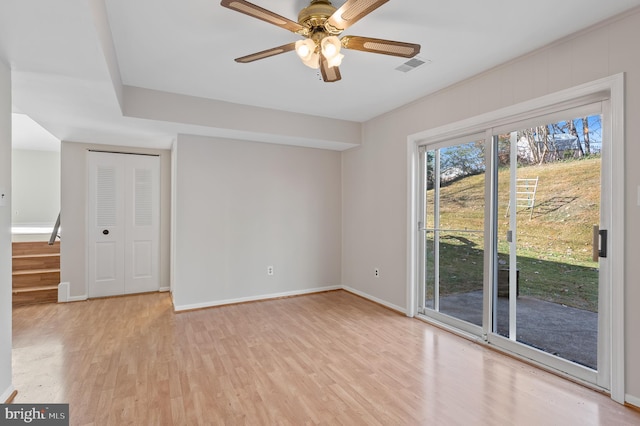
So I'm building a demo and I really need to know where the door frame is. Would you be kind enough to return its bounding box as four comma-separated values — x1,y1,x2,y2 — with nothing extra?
406,73,625,403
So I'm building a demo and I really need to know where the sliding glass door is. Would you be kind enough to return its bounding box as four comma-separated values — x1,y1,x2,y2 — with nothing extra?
416,103,611,389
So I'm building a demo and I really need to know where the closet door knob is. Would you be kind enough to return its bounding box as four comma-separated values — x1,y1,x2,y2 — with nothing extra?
103,229,109,235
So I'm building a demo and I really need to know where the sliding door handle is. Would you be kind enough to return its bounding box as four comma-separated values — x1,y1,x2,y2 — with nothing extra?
599,229,607,258
593,225,607,261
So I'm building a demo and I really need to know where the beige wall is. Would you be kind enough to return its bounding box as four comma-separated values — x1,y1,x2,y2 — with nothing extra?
60,141,171,298
11,149,60,226
0,60,13,401
172,134,342,309
123,86,362,151
342,10,640,400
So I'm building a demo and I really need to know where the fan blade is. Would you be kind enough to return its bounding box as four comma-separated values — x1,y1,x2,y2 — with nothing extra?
320,56,342,82
341,36,420,58
235,42,296,63
325,0,389,33
221,0,307,34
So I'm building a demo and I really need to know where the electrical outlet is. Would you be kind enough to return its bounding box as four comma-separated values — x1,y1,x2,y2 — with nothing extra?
267,266,274,276
374,268,380,278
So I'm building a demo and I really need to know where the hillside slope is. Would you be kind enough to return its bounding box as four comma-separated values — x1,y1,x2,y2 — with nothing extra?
429,157,600,311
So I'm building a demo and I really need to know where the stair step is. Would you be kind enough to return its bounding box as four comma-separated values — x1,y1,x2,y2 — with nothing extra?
12,253,60,271
12,241,61,307
13,286,58,307
13,253,61,258
12,241,60,256
13,268,60,275
12,269,60,289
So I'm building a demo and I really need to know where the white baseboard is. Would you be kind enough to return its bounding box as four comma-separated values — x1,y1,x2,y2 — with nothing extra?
68,295,88,302
57,282,69,303
58,282,88,302
625,394,640,409
173,285,342,312
59,282,406,317
60,283,169,301
342,286,406,314
1,384,16,404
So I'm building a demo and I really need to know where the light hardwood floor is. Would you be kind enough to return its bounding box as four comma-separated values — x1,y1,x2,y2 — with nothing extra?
11,290,640,425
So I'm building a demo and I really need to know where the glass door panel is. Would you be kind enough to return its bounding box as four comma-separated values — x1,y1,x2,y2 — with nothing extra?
421,140,486,328
493,115,602,371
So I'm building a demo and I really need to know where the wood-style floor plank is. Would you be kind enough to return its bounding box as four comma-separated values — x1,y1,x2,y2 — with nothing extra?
11,290,640,425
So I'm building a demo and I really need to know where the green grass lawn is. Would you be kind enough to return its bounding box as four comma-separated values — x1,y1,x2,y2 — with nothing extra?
426,156,600,312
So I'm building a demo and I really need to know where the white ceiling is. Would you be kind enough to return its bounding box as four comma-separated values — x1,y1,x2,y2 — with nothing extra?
11,113,60,152
2,0,640,151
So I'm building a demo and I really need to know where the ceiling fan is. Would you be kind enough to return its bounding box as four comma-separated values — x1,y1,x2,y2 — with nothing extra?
220,0,421,82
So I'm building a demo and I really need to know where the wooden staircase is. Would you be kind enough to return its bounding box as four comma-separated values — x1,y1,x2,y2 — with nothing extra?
12,241,60,307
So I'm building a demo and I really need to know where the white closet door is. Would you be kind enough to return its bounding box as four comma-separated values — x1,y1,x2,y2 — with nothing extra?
88,152,126,297
124,154,160,294
88,152,160,297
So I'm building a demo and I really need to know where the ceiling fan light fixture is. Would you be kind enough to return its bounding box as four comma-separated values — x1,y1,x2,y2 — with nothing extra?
302,52,320,69
295,38,320,68
321,36,340,58
321,35,343,68
326,52,344,68
295,39,316,60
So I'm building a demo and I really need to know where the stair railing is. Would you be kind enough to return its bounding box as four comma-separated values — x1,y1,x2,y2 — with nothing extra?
48,212,60,245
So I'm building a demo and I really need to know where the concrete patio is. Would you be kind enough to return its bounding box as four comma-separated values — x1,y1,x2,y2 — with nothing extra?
437,290,597,369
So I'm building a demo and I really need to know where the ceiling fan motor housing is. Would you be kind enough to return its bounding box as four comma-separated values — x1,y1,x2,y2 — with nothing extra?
298,0,341,35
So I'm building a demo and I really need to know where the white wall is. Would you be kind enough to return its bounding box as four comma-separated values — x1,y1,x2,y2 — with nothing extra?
11,149,60,226
172,134,342,310
342,10,640,401
60,141,171,298
0,60,14,402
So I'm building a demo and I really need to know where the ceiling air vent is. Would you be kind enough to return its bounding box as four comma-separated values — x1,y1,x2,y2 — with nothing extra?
395,57,431,73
